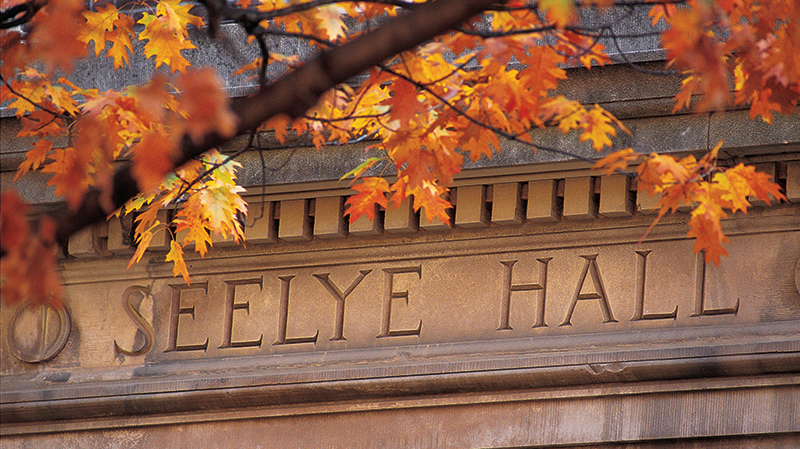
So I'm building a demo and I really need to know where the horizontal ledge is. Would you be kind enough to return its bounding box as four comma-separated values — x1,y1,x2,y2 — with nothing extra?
2,320,799,425
1,375,798,439
59,205,800,285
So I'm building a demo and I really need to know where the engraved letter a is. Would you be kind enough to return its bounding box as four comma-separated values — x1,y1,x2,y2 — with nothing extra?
561,255,617,326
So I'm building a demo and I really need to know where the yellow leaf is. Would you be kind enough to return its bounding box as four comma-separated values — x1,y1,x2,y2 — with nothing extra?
80,4,118,56
539,0,577,29
687,200,730,266
593,148,641,175
127,223,159,269
579,105,618,151
166,241,191,284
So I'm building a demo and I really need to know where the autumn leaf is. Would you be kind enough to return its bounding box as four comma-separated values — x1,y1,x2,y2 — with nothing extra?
131,127,177,193
687,198,730,266
383,78,426,127
0,191,30,254
0,195,62,307
0,31,28,79
137,0,203,74
160,0,205,32
410,181,452,225
662,7,730,111
711,171,752,213
539,0,577,29
176,68,238,144
15,139,53,181
723,163,786,205
166,240,191,284
636,153,693,195
176,213,213,258
80,4,120,55
105,14,135,69
593,148,641,175
345,177,391,223
28,0,87,73
127,223,158,269
579,105,621,151
4,0,799,300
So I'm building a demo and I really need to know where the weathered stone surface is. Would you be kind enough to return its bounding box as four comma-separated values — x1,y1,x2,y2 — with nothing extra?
2,376,798,448
314,196,347,239
599,174,633,217
67,225,97,259
527,179,560,222
243,201,277,244
2,193,799,448
563,177,597,220
455,185,488,228
384,199,418,233
2,11,799,446
490,182,523,225
277,199,311,241
787,161,800,202
710,110,800,151
348,204,383,236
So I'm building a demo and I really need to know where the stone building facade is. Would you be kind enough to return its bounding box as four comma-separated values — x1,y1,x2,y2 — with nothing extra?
1,17,799,449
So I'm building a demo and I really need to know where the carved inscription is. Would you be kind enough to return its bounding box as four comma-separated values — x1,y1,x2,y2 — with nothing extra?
693,252,740,316
70,247,758,362
7,302,71,363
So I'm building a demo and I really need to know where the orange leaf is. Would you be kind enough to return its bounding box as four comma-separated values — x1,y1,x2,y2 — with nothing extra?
579,105,619,151
28,0,87,74
687,201,730,266
593,148,641,175
80,4,119,55
105,16,135,69
384,78,425,127
127,227,155,269
176,68,238,144
345,177,390,223
539,0,577,29
131,128,177,192
0,191,30,254
724,163,786,205
410,181,452,225
166,241,191,284
15,139,53,181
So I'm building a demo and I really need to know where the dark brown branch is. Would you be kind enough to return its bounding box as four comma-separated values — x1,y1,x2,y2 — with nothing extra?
0,0,42,29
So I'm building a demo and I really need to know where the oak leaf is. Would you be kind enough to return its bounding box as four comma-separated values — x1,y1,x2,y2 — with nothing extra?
539,0,577,29
131,127,177,193
176,69,238,144
345,177,390,223
28,0,86,74
166,241,191,284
